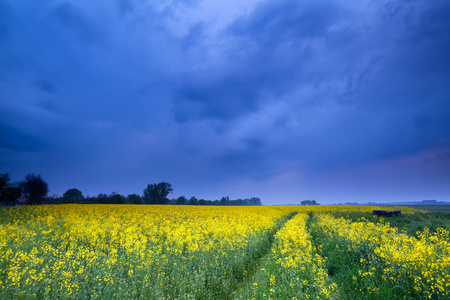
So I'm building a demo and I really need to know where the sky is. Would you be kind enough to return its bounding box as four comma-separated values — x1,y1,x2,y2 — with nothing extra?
1,0,450,205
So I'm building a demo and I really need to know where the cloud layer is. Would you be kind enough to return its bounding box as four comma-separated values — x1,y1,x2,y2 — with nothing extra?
1,0,450,203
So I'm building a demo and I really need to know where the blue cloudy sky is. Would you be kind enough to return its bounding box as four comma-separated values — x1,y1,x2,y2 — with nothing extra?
1,0,450,204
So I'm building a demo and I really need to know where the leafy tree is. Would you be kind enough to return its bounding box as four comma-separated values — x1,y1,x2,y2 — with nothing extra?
167,198,177,205
46,194,63,204
20,173,49,205
108,192,126,204
0,173,10,198
188,196,198,205
0,183,21,205
198,199,211,205
176,196,187,205
301,200,319,206
220,196,229,205
143,182,173,204
229,198,247,206
143,184,158,204
63,188,84,203
249,197,262,205
97,193,109,204
127,194,143,204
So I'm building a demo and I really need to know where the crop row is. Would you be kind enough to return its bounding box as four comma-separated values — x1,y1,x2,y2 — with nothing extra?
237,211,449,299
310,214,450,299
235,213,337,299
0,205,297,299
1,204,444,300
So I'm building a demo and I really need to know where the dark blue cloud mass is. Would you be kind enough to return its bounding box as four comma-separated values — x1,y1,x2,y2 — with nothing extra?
1,0,449,204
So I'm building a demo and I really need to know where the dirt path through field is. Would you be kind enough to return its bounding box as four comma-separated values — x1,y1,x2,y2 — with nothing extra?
228,212,298,299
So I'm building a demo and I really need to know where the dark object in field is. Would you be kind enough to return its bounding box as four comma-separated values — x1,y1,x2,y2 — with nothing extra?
373,210,401,217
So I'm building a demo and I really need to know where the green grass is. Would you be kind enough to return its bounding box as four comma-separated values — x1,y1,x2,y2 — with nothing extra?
402,205,450,211
2,206,448,299
332,210,450,237
309,212,450,300
234,213,338,300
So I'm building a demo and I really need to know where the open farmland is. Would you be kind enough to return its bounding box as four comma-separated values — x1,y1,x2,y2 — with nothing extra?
0,205,449,299
404,205,450,213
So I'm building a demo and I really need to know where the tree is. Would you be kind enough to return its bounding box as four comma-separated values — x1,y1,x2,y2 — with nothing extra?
0,177,21,205
176,196,187,205
62,188,84,203
188,196,198,205
127,194,143,204
220,196,229,205
0,173,10,198
249,197,262,205
198,199,211,205
97,193,109,204
20,173,49,205
143,183,158,204
108,192,126,204
143,182,173,204
301,200,319,206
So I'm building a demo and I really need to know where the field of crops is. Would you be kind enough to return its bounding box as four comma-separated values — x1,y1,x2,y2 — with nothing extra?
1,204,449,299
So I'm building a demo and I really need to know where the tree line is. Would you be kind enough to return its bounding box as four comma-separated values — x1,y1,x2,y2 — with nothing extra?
0,173,262,206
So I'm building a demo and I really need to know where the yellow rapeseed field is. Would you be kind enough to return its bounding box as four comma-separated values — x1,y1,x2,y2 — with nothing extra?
0,204,445,300
236,213,337,299
311,213,450,299
0,205,295,299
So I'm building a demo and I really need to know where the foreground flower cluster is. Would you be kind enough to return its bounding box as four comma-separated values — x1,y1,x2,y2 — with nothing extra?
236,213,337,299
310,213,450,299
0,205,294,299
0,204,443,300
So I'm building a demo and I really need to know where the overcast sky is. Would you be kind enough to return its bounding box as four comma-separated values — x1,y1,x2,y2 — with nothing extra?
1,0,450,204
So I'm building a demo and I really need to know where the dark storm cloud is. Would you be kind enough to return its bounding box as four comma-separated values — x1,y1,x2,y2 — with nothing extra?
218,0,450,171
173,0,345,123
0,2,11,41
0,123,47,152
173,74,261,122
1,0,449,202
218,138,268,175
378,1,450,79
52,2,104,44
116,0,134,17
340,1,450,167
182,22,206,52
227,0,338,41
34,79,57,94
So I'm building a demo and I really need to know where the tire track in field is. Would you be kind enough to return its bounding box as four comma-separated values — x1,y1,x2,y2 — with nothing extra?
232,213,340,299
228,212,298,299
